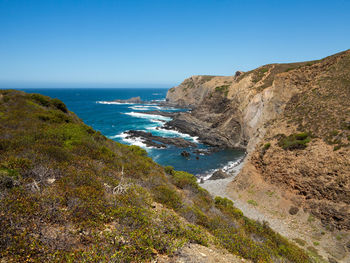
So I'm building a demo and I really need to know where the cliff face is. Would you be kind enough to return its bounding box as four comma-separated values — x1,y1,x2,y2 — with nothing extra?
166,50,350,232
167,60,312,150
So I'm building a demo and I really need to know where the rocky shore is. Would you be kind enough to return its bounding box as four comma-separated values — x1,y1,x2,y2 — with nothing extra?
124,130,197,148
139,110,179,118
140,109,234,148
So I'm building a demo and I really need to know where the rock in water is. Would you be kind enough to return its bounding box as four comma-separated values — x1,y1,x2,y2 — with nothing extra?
127,96,142,103
181,151,190,158
125,130,197,148
208,169,229,180
113,96,142,103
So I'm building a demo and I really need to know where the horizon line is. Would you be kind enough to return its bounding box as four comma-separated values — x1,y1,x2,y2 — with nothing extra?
0,81,175,89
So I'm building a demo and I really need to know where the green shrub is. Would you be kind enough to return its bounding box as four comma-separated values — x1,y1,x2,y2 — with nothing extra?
171,170,198,189
295,132,309,140
36,111,71,123
6,157,32,171
193,187,213,210
333,145,341,151
0,173,15,189
294,238,306,246
214,196,243,219
31,93,51,107
214,196,234,208
263,142,271,150
278,132,311,150
285,67,295,72
164,165,174,175
51,98,68,112
0,167,20,179
38,144,72,162
153,185,182,210
215,85,230,97
129,145,148,157
247,199,258,206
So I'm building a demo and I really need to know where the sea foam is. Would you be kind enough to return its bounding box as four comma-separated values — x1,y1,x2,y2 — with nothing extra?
124,112,172,121
128,105,162,111
146,126,198,142
96,101,135,105
110,132,154,149
202,156,245,181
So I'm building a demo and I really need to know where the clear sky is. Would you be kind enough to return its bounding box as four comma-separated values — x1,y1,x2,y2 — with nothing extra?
0,0,349,87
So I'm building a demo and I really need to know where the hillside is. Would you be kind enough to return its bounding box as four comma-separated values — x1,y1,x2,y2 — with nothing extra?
166,50,350,262
0,90,313,262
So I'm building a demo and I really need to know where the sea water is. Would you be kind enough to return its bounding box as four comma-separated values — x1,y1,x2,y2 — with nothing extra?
14,87,245,177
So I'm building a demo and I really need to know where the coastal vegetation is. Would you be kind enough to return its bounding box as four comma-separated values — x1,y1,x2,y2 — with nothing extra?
278,132,311,150
0,90,311,262
215,85,230,97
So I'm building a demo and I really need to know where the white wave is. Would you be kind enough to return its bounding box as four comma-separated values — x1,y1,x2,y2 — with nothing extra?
222,158,243,173
97,101,135,105
124,112,172,121
162,107,177,110
128,105,162,111
152,93,162,95
150,119,166,124
109,133,125,139
201,157,245,180
109,132,154,149
147,126,188,137
129,106,151,111
192,136,199,143
146,126,199,143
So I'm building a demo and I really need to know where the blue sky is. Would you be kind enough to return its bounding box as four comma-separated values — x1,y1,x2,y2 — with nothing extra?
0,0,349,87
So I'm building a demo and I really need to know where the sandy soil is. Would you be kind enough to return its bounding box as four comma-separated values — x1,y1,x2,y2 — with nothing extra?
156,243,250,263
201,161,350,263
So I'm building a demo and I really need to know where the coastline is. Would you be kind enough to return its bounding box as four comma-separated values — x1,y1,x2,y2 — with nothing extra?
100,96,246,177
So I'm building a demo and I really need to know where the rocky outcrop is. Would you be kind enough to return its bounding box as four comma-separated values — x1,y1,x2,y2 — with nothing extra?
180,150,191,158
164,103,241,148
166,49,350,232
140,110,179,118
125,130,197,148
208,169,229,180
113,96,142,103
166,69,299,150
167,75,219,107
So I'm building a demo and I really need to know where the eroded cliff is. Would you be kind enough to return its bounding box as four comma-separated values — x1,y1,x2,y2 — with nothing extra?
166,50,350,235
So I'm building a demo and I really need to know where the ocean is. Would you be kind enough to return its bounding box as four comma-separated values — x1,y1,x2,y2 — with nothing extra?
15,87,245,177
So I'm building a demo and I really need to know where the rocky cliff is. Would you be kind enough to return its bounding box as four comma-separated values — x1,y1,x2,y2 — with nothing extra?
166,60,315,150
166,50,350,235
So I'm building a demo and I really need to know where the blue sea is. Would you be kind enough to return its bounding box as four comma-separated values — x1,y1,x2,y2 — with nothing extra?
15,87,245,177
